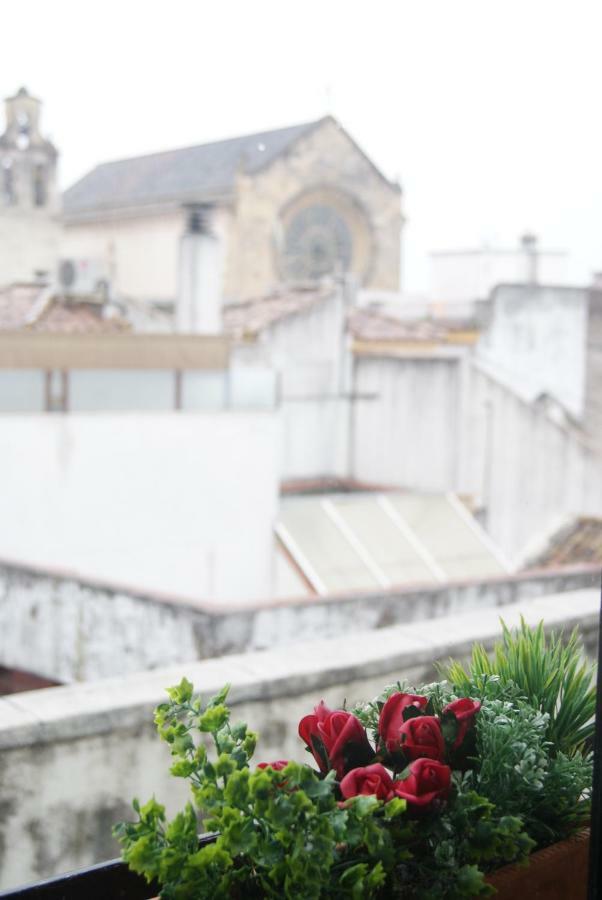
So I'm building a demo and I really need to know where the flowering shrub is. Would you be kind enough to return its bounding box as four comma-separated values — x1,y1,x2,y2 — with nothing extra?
115,622,594,898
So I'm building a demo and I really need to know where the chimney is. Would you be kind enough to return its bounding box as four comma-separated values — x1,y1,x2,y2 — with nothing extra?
177,204,224,334
520,232,538,285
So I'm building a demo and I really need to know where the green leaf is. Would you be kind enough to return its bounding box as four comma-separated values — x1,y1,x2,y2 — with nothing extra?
166,677,194,704
198,704,229,733
216,753,236,778
207,684,231,707
384,797,407,819
224,768,250,807
347,794,380,818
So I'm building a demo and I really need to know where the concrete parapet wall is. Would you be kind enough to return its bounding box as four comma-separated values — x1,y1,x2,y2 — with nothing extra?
0,587,598,889
0,558,597,683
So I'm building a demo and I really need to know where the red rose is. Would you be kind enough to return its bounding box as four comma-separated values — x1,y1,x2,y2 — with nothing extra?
299,704,373,779
442,698,481,748
378,692,429,753
397,716,445,761
256,760,289,771
340,764,396,801
394,758,451,809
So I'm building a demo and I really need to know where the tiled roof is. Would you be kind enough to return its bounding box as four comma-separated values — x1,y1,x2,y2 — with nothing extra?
223,286,478,346
63,119,323,217
223,285,334,339
0,284,46,330
28,300,130,334
0,284,130,334
533,517,602,568
348,307,477,344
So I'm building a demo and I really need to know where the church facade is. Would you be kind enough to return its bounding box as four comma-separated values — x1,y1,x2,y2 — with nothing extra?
62,116,403,304
0,88,61,288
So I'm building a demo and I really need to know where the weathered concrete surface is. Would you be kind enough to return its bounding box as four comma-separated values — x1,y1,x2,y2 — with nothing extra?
0,588,598,889
0,557,597,683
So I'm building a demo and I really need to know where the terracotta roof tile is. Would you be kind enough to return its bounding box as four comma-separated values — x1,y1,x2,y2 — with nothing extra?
348,307,476,343
223,286,478,346
223,285,334,339
534,517,602,568
0,283,46,330
0,284,131,334
29,299,130,334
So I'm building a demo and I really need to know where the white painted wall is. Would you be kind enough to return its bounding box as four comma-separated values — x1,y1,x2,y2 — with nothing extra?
465,364,602,560
352,353,464,491
0,411,279,603
348,346,602,562
62,210,186,302
62,207,233,305
233,290,352,479
477,284,588,418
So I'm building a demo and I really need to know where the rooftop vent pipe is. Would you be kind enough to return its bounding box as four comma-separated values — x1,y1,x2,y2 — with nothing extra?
177,204,224,334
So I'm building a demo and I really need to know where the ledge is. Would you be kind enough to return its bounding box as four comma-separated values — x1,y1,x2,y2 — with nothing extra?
0,587,598,751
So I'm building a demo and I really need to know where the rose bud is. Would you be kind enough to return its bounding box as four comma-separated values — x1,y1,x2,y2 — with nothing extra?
378,692,429,753
442,698,481,748
299,705,373,779
298,701,334,774
256,760,289,771
398,716,445,761
394,758,451,810
340,764,396,801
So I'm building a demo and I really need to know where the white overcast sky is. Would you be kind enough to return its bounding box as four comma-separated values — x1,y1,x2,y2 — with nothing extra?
2,0,601,291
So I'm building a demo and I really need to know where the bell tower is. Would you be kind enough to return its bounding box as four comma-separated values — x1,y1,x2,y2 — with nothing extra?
1,87,59,211
0,87,60,286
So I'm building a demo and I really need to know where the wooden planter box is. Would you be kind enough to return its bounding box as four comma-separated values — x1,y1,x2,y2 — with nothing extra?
486,829,590,899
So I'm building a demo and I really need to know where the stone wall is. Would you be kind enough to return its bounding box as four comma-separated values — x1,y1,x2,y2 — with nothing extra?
0,587,598,889
0,555,597,684
62,119,401,305
224,117,402,301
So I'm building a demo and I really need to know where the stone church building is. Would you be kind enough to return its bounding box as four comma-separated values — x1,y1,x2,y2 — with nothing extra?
62,116,403,304
0,88,61,287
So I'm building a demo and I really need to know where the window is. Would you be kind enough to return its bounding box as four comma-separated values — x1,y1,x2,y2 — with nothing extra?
45,370,69,412
33,164,46,206
2,158,16,205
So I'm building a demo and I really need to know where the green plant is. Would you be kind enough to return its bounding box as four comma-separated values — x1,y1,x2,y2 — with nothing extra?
471,698,592,845
442,618,596,754
115,622,593,898
114,679,412,899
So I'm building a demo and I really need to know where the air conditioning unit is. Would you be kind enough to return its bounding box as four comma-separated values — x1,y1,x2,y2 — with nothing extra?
58,259,110,299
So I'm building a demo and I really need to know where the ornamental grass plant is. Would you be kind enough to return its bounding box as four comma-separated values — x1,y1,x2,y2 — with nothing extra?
115,621,595,898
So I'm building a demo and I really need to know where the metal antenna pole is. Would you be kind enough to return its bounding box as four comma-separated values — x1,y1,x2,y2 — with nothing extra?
588,574,602,899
